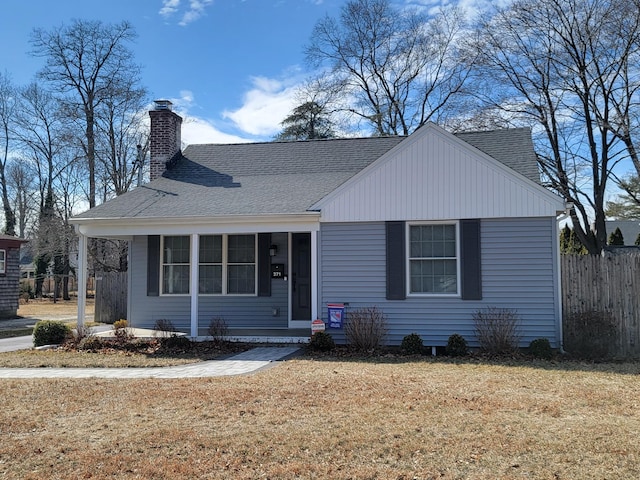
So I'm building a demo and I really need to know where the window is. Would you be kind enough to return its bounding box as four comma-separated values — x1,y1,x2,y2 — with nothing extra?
0,249,5,274
408,223,459,295
198,234,256,295
199,235,222,294
227,234,256,294
162,236,190,294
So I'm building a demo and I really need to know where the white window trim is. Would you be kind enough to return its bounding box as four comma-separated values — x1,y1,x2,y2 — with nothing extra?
406,221,461,297
0,249,5,274
160,235,191,296
198,234,258,297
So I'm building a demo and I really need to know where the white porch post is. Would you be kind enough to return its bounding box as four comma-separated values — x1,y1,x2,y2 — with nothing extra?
76,232,87,328
190,234,199,337
311,229,318,320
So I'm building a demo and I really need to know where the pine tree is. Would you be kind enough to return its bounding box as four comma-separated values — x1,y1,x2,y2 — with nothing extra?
608,227,624,246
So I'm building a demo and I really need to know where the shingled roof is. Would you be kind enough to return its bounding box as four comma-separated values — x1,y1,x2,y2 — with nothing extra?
73,127,540,221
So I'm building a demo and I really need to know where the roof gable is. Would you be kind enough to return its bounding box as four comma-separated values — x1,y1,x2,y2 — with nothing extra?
312,123,565,222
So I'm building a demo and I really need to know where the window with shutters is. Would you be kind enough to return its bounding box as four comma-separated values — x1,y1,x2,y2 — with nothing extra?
198,234,256,295
407,222,460,295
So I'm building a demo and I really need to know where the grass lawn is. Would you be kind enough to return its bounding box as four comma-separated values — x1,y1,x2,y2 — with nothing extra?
1,356,639,479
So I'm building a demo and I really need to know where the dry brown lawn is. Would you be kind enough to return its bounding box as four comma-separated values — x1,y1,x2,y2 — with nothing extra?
17,298,94,319
1,357,639,479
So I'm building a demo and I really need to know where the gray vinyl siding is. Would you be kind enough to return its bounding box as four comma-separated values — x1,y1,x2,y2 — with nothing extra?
129,233,289,334
319,218,560,348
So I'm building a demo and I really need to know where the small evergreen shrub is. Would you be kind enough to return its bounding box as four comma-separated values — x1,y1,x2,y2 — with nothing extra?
309,331,335,352
160,334,192,351
33,320,72,347
529,338,553,359
446,333,469,356
345,306,388,351
400,333,423,355
473,307,521,355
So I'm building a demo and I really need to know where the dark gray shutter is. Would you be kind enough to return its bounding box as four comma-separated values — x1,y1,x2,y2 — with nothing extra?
460,219,482,300
147,235,160,296
258,233,271,297
386,221,406,300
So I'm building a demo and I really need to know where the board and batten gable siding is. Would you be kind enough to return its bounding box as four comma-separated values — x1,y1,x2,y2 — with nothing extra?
313,125,565,223
129,234,289,334
319,218,560,347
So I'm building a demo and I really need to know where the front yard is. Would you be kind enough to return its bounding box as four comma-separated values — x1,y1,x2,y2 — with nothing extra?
1,356,639,479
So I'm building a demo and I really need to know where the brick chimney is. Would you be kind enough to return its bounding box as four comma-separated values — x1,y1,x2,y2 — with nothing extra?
149,100,182,181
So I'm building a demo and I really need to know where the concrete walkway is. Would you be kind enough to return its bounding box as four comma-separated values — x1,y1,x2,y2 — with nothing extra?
0,346,301,379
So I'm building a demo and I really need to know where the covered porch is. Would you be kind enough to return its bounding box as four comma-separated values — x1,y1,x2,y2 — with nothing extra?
72,213,321,340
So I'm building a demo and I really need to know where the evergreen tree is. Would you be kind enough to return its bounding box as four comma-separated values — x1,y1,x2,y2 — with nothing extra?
560,225,587,254
275,101,336,141
608,227,625,246
636,233,640,246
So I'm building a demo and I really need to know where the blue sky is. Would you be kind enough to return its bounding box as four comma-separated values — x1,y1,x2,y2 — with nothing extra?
1,0,501,145
0,0,349,144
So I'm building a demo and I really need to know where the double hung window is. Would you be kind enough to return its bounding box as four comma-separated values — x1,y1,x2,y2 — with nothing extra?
408,223,459,295
0,249,5,274
161,234,256,295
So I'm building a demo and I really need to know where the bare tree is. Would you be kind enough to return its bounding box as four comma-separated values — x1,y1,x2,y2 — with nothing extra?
30,19,140,209
472,0,640,254
306,0,472,136
0,72,18,235
6,159,36,238
95,84,149,198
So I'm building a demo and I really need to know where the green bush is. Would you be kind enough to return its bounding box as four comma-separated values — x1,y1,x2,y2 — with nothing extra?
309,331,335,352
33,320,72,347
446,333,469,356
400,333,423,355
529,338,553,359
160,335,192,351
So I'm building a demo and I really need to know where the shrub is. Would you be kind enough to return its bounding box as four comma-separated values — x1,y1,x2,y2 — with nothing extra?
345,306,388,351
33,320,72,347
112,319,132,344
473,307,521,355
208,317,229,342
529,338,553,359
160,334,192,351
400,333,423,355
66,324,95,348
153,319,177,338
78,335,105,351
563,310,617,360
446,333,469,356
309,331,335,352
113,319,128,330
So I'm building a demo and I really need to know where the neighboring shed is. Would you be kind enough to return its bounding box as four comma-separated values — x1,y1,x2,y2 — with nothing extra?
0,235,28,319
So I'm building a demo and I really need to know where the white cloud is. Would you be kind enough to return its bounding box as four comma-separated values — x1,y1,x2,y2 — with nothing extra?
158,0,213,26
159,0,181,18
166,91,252,145
221,76,299,137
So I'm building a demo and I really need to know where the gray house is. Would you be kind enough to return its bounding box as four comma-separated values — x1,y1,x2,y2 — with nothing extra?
0,234,28,319
71,101,566,348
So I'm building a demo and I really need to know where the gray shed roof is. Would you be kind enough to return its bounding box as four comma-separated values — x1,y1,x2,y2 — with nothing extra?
74,127,540,221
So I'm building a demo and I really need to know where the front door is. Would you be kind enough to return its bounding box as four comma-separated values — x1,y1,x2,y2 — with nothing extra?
292,233,311,320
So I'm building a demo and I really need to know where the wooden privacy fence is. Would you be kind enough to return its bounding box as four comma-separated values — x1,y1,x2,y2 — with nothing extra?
94,272,128,324
562,254,640,358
